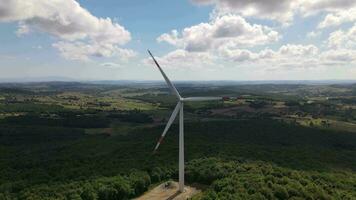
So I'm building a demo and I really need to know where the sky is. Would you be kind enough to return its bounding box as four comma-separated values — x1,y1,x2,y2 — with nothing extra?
0,0,356,81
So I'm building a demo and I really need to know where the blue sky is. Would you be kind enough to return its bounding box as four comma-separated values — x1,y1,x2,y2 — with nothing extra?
0,0,355,81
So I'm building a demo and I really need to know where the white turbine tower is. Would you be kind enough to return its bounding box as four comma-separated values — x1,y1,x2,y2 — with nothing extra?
148,50,223,193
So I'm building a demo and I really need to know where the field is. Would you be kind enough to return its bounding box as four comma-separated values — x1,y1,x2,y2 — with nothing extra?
0,81,356,199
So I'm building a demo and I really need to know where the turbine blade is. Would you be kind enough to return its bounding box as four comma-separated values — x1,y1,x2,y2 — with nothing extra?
148,50,181,99
153,102,182,152
183,97,222,102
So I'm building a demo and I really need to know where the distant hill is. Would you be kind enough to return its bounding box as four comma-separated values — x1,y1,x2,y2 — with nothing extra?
1,77,356,85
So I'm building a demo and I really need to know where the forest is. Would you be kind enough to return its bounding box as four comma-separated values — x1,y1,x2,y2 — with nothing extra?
0,82,356,199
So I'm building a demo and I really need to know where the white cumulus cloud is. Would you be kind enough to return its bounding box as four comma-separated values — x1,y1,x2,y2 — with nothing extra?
192,0,356,26
220,44,319,66
144,49,215,70
158,14,280,52
327,24,356,49
321,49,356,64
192,0,297,24
318,8,356,29
0,0,133,61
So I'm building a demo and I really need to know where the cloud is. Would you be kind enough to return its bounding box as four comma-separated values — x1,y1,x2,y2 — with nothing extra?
144,49,215,70
156,9,330,70
278,44,319,57
192,0,356,25
220,44,319,65
321,49,356,64
219,48,257,62
0,0,133,61
156,9,327,70
52,41,136,61
307,31,321,38
327,24,356,49
220,43,356,70
150,43,323,71
299,0,356,14
52,40,136,62
192,0,297,24
158,14,280,52
303,1,356,29
154,1,356,72
100,62,122,68
318,9,356,29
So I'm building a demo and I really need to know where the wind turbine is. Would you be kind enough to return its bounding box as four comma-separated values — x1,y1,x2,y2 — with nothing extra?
148,50,223,193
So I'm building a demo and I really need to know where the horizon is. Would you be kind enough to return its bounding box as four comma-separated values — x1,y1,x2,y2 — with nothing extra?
1,77,356,85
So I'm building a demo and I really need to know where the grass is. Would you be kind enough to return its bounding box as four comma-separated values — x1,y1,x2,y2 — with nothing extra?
281,115,356,133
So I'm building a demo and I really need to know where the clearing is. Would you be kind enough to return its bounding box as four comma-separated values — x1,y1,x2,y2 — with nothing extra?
134,181,201,200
